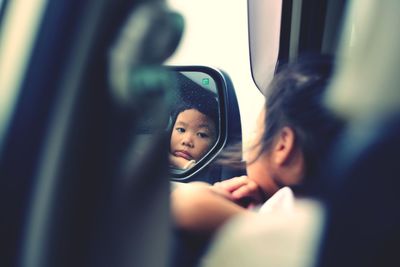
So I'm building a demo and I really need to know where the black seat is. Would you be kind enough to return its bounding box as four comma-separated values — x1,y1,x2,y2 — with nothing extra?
316,115,400,267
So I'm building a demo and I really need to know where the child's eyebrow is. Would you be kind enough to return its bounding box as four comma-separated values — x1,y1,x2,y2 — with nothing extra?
197,124,217,135
176,121,188,127
197,124,211,130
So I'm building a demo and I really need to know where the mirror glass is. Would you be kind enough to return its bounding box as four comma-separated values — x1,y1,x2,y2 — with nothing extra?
168,70,220,171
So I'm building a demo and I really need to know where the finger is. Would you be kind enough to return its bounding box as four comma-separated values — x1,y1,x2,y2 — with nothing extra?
214,176,248,192
231,185,253,199
231,181,262,201
170,156,189,168
210,186,235,201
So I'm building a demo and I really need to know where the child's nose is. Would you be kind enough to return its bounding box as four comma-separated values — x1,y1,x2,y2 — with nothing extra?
182,133,194,148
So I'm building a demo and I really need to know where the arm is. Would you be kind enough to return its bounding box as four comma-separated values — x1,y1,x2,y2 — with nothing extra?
171,182,252,234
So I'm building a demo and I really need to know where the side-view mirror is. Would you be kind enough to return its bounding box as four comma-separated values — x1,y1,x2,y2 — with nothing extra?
166,66,243,183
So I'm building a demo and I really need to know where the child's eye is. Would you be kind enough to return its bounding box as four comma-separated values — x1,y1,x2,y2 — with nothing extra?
197,132,209,138
176,127,185,133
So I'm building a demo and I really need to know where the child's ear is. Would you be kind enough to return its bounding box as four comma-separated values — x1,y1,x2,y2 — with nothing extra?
272,127,296,165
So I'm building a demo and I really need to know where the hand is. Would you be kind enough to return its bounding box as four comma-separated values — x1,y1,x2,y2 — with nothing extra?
169,153,195,169
213,176,266,207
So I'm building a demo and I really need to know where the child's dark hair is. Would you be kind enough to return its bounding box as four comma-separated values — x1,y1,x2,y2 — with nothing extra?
169,90,219,138
170,99,219,130
169,73,219,130
259,56,345,183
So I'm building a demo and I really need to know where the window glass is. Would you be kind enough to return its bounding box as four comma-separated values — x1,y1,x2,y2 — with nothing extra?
166,0,265,148
248,0,282,93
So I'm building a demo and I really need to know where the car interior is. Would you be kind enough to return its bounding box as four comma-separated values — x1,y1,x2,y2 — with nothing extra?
1,0,400,267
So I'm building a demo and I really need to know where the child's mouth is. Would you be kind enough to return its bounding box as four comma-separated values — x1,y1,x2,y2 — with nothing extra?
174,150,193,160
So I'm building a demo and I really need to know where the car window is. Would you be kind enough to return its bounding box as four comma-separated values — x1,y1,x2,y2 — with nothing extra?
248,0,282,93
166,0,264,150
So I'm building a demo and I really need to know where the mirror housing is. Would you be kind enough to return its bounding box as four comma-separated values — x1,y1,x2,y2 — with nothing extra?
167,66,244,183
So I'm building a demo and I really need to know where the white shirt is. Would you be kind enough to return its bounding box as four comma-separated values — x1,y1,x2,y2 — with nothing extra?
201,192,325,267
258,186,295,214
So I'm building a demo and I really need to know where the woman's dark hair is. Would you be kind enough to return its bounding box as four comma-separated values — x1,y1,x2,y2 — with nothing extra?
259,56,345,182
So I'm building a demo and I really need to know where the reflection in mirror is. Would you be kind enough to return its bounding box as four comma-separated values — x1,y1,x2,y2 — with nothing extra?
168,70,220,171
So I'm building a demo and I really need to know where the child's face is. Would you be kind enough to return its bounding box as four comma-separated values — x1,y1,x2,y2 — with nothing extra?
170,109,217,162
